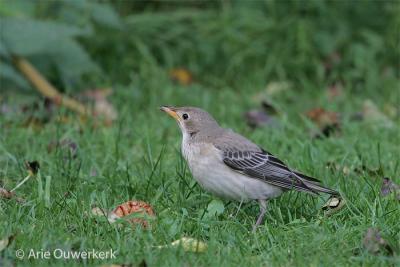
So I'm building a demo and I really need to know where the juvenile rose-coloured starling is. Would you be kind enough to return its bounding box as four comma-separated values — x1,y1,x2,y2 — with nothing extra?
161,106,339,230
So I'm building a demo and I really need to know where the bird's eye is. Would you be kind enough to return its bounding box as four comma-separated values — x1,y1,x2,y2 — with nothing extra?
182,113,189,120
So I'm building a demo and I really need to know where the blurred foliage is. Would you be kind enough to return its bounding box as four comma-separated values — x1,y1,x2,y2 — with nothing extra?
0,0,122,91
0,0,398,93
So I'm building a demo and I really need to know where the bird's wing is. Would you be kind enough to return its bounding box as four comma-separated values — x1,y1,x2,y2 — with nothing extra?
220,148,319,193
212,130,324,194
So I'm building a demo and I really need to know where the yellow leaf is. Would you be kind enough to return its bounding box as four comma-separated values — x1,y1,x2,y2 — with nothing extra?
322,196,346,216
0,235,14,252
170,68,193,86
157,237,207,253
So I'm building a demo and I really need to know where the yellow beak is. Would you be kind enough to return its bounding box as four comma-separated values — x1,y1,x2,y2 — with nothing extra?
160,106,180,121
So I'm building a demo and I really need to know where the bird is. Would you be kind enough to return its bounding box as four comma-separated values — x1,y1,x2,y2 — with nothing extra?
161,106,339,230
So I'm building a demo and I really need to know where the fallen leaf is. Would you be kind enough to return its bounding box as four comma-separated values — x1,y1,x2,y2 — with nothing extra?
322,196,346,216
342,166,351,176
91,207,108,217
360,100,394,127
157,237,207,253
94,97,118,123
0,187,24,203
170,68,193,86
79,89,118,123
244,110,275,128
265,81,291,96
0,235,14,252
362,228,393,255
380,177,400,200
327,83,343,101
25,161,40,175
306,108,339,128
109,201,155,229
47,139,78,158
245,97,281,128
306,108,340,138
0,187,14,199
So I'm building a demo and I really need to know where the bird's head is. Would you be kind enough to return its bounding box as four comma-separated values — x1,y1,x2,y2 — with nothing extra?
160,106,219,137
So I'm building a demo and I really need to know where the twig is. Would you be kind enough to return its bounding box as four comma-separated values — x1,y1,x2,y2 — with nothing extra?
12,56,91,117
10,174,31,192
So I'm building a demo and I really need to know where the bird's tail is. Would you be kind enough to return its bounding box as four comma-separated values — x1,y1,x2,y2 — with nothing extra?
302,180,339,196
293,171,339,196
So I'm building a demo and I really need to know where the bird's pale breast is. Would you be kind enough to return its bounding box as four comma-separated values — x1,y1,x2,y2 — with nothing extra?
181,138,283,201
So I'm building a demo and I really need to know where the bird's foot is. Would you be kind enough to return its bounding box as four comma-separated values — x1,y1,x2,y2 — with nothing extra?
252,199,267,232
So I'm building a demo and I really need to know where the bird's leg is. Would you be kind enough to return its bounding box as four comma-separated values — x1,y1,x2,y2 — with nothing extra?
233,199,244,218
252,199,267,232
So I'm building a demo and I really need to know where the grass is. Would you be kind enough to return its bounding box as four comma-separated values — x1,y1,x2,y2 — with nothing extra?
1,72,399,266
1,2,399,266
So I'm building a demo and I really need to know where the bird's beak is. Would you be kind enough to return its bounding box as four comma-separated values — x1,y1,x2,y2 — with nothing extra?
160,106,180,121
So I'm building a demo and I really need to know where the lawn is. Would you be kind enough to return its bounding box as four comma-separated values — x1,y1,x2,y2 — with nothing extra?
0,1,399,267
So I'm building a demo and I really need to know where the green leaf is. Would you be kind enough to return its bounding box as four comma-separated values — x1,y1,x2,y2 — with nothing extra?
0,39,8,56
0,17,87,55
0,0,35,17
89,3,122,29
205,199,225,218
49,39,99,80
0,62,30,89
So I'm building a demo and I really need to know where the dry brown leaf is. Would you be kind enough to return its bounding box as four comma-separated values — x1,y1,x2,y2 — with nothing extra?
306,108,340,138
244,110,275,128
0,187,24,203
0,188,14,199
109,201,155,229
380,177,400,200
306,108,339,128
327,83,343,101
362,228,393,255
47,139,78,159
170,68,193,86
79,89,118,123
